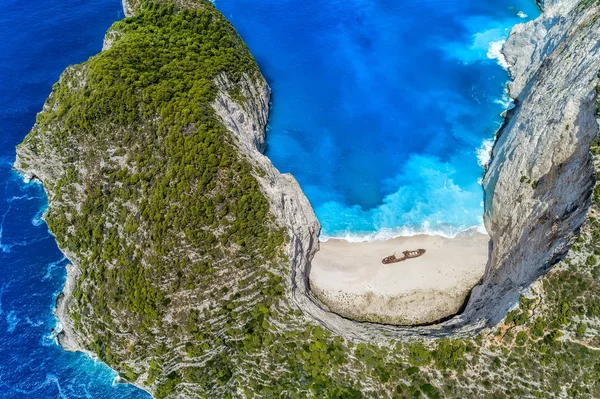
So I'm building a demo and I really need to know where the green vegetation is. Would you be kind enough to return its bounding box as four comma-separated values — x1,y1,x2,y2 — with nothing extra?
16,1,600,398
28,0,280,327
578,0,600,13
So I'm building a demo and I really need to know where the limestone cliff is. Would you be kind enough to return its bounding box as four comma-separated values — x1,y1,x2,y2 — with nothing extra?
12,0,600,397
469,0,600,326
284,0,600,339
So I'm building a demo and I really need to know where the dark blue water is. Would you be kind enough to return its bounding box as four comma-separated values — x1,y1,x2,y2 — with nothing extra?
215,0,539,240
0,0,538,396
0,0,149,397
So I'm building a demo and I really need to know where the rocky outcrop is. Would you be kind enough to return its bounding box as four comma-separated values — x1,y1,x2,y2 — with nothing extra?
166,0,600,340
469,0,600,326
209,72,325,327
280,0,600,339
503,0,587,98
16,0,600,368
54,263,82,351
122,0,135,18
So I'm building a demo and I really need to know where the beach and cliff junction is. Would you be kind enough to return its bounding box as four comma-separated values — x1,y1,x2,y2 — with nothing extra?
310,234,489,325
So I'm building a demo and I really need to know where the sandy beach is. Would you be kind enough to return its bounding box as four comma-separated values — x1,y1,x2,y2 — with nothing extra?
309,233,490,325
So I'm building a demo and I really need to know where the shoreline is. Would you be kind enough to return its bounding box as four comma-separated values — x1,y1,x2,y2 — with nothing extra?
15,168,155,396
318,225,486,243
309,233,490,325
305,13,525,326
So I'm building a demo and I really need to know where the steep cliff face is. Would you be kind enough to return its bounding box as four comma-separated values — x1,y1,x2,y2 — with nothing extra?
13,0,600,396
284,0,600,339
469,0,600,325
287,0,600,339
209,71,324,325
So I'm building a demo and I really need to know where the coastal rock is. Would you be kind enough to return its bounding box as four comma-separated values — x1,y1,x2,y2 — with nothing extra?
281,0,600,339
502,0,584,98
209,71,324,324
102,29,123,51
463,0,600,324
212,73,270,154
54,263,82,351
122,0,135,18
13,7,600,399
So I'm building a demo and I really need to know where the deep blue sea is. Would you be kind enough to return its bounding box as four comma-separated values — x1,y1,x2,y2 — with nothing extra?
0,0,537,397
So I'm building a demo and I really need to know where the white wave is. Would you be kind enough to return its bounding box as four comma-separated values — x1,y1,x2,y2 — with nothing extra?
42,256,66,282
54,319,63,333
316,154,487,243
41,331,56,347
319,223,484,243
476,138,494,168
49,320,64,346
32,205,47,226
494,87,513,109
517,11,528,19
476,221,488,235
0,237,46,253
0,205,10,253
487,40,509,69
6,194,35,203
25,317,43,327
15,170,41,185
0,373,66,397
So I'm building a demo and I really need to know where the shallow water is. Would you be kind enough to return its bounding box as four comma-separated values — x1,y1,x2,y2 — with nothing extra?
215,0,540,240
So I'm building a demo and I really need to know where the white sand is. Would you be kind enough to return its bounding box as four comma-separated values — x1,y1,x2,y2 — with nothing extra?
309,233,489,325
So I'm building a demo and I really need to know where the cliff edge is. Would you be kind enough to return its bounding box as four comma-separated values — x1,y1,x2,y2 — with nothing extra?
471,0,600,326
291,0,600,339
12,0,600,397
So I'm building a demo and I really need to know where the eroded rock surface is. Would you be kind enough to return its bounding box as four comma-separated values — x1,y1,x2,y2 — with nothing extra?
14,0,600,385
470,0,600,326
295,0,600,339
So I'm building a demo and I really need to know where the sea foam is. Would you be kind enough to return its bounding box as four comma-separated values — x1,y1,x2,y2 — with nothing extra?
319,223,485,243
476,138,494,168
487,40,509,69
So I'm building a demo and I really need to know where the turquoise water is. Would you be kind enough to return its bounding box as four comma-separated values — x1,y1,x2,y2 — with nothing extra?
215,0,540,240
0,0,537,396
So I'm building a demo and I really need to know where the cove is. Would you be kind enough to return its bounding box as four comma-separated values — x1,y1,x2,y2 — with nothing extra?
214,0,540,240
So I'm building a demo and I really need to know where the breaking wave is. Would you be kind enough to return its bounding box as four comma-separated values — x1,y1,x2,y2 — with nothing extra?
487,39,509,69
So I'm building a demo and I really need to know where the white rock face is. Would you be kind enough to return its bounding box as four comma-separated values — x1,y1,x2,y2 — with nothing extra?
223,0,600,340
466,0,600,326
102,30,123,51
210,72,326,329
503,0,587,98
54,263,82,351
122,0,135,18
